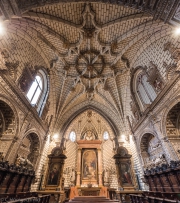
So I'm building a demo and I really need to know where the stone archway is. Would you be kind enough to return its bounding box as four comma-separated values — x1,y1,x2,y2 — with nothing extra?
140,133,164,169
17,132,40,169
166,102,180,159
62,109,118,189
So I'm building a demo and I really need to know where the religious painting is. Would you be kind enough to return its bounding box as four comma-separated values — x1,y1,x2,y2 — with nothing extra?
120,163,133,185
47,163,61,185
82,150,97,180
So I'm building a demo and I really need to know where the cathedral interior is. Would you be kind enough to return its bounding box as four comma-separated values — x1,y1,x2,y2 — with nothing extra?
0,0,180,203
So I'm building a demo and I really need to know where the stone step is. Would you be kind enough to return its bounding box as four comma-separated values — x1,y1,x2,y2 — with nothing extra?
69,196,119,203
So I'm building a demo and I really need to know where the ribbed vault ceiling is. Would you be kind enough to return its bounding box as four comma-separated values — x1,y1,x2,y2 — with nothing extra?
0,1,178,136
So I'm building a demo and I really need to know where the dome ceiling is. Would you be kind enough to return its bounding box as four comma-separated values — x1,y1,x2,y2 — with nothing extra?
0,1,178,136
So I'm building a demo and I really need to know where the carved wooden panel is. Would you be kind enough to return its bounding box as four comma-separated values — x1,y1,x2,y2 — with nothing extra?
153,175,163,192
159,174,172,192
167,172,180,192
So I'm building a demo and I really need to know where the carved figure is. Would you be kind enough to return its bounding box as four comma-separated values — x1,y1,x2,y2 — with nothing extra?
15,155,33,169
84,130,95,140
70,168,76,185
19,64,37,93
104,168,109,183
0,48,9,70
130,100,140,122
146,62,164,92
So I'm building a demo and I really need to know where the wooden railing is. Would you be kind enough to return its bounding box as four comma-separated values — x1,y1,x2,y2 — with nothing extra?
0,161,35,194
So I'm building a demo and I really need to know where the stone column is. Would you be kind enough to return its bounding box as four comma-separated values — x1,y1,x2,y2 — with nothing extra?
76,148,82,186
97,148,102,186
151,116,179,163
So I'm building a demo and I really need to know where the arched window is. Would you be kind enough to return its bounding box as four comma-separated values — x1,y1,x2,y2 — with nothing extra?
69,131,76,142
26,69,49,116
137,73,157,105
27,75,42,105
103,131,109,140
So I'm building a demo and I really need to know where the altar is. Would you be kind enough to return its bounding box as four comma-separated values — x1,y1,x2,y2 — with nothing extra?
76,140,102,187
77,187,101,196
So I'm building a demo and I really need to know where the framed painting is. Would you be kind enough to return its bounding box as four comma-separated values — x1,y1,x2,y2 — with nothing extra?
82,150,97,180
47,163,61,186
120,162,133,185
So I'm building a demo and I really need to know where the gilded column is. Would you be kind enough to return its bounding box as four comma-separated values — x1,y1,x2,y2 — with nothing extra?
76,148,82,186
97,148,102,186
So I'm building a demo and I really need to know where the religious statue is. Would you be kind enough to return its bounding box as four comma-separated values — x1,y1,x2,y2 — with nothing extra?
84,130,95,140
15,155,34,169
103,168,109,183
0,48,9,70
70,168,76,185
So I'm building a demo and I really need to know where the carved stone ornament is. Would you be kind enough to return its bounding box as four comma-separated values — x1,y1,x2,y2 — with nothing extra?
63,4,124,100
146,61,164,92
162,61,177,80
0,48,10,70
130,99,140,125
144,154,167,170
164,42,180,66
18,63,37,93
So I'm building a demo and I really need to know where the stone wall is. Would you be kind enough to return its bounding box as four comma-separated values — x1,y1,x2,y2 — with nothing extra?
102,139,118,189
63,140,77,187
